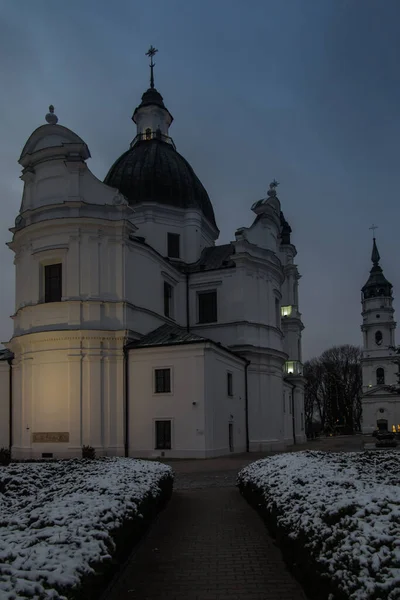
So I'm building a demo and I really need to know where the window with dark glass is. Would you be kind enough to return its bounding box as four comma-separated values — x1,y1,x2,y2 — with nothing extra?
375,331,383,346
155,420,171,449
227,372,233,397
44,263,62,303
154,368,171,393
376,368,385,385
167,233,180,259
164,282,173,318
198,290,217,324
275,297,280,327
145,127,152,140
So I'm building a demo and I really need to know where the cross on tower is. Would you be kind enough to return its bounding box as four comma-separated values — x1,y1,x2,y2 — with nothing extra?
145,45,158,89
369,224,378,239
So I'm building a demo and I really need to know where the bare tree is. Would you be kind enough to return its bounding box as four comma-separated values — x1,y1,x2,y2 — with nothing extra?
304,345,363,434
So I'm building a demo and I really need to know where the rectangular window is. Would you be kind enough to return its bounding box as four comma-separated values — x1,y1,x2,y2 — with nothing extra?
167,233,180,259
164,282,173,318
154,368,171,393
44,263,62,303
198,290,217,323
227,372,233,397
281,305,292,317
275,297,280,327
155,420,172,449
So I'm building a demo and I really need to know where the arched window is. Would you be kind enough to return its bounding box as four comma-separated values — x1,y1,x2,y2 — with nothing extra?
375,331,383,346
145,128,152,140
376,368,385,385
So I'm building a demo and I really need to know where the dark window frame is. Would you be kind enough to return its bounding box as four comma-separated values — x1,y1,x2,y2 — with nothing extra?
155,420,172,450
375,330,383,346
44,263,62,303
164,281,173,318
198,290,217,324
227,372,233,397
376,368,385,385
154,368,171,394
167,233,180,259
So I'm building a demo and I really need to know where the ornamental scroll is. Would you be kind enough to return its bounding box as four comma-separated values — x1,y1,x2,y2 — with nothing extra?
32,432,70,443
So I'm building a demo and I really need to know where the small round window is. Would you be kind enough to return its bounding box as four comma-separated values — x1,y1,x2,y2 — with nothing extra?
375,331,383,346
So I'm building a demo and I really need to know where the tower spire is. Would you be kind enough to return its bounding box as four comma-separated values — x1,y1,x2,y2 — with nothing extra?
145,45,158,89
369,225,380,265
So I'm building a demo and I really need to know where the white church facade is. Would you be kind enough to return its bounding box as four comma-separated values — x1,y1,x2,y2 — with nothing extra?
0,52,306,459
361,237,400,433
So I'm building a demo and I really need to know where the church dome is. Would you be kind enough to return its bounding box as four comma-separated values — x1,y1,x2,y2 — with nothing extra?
104,138,217,228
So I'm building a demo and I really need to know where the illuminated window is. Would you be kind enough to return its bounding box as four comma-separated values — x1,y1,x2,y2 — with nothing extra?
286,361,295,374
145,128,152,140
281,305,292,317
284,361,303,376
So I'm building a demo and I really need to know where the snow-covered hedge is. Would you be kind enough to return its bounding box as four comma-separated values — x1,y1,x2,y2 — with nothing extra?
238,451,400,600
0,458,173,600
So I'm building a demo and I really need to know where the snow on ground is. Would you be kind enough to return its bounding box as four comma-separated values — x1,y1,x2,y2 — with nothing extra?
0,458,172,600
238,451,400,600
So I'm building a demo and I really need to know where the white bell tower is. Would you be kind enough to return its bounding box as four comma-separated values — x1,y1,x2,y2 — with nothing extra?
361,232,400,433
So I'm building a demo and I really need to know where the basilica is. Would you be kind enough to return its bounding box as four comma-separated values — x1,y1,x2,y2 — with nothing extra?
0,51,306,459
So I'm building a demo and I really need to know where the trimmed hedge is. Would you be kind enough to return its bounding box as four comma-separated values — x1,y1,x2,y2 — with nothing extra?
66,470,173,600
238,479,347,600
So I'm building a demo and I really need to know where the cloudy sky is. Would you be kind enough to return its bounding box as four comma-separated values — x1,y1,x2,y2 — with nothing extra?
1,0,399,359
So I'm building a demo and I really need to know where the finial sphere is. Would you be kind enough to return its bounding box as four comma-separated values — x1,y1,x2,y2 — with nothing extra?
45,104,58,125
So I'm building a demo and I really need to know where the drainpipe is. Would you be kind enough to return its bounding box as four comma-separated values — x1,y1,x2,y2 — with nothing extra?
123,346,129,458
288,380,296,445
7,357,12,452
185,271,190,332
245,361,250,452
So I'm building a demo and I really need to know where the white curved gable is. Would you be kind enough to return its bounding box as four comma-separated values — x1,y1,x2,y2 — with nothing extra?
19,124,90,162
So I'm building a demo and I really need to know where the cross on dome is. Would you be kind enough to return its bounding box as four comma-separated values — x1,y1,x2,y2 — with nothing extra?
145,45,158,89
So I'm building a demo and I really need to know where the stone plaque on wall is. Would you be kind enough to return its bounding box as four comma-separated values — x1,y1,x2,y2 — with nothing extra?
32,432,70,443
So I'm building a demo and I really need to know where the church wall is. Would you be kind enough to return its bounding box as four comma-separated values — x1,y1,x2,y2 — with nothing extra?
283,384,294,444
188,262,284,353
0,360,10,449
124,242,187,332
362,357,398,392
203,347,246,457
362,396,400,434
130,204,216,264
239,350,285,451
7,331,126,459
128,344,207,458
12,220,134,336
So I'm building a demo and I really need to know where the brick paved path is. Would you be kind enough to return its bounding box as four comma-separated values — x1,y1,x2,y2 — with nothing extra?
102,458,309,600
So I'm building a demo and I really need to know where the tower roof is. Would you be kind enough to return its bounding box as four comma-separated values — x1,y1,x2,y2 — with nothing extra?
362,237,392,299
104,47,217,230
104,138,217,227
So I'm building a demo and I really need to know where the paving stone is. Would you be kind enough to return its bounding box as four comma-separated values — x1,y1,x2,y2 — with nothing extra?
102,437,366,600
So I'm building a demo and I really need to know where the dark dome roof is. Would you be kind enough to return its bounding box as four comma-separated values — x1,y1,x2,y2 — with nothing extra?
104,139,217,228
